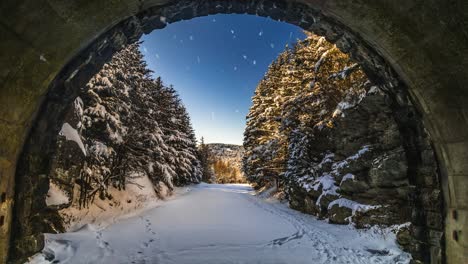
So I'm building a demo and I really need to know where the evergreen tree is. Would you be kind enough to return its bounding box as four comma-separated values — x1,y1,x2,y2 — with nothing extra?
243,33,368,190
58,43,202,205
198,137,214,182
148,81,202,188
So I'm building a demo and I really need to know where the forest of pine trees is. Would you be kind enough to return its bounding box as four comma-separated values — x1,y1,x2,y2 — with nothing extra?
50,43,203,207
242,32,431,234
198,137,215,183
197,140,245,184
243,32,368,190
241,33,441,260
212,159,244,184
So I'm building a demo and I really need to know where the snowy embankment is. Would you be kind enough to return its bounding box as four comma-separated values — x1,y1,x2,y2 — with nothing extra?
48,174,173,232
30,183,411,264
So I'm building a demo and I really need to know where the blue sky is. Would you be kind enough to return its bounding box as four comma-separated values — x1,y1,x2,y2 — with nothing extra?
140,14,305,145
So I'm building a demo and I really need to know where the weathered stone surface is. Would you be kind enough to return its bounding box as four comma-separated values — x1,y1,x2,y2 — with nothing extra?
318,193,340,213
328,204,352,225
0,0,466,263
303,196,320,216
428,230,444,247
397,226,413,247
420,189,443,213
282,56,444,262
426,212,444,230
368,149,408,188
339,174,369,194
288,185,306,212
353,206,411,228
307,188,322,200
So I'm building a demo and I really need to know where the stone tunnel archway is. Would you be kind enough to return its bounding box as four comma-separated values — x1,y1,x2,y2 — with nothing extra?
0,0,467,263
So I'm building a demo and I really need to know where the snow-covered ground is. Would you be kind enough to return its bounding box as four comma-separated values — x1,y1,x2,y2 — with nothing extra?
29,183,411,264
57,175,165,232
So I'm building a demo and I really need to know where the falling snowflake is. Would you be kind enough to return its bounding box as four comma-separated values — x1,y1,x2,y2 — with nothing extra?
230,29,235,34
180,39,184,44
270,43,275,49
259,30,263,36
253,60,257,65
39,54,47,62
155,54,160,59
160,16,167,24
173,35,177,39
289,32,293,39
197,56,201,64
235,109,240,113
234,66,238,71
212,18,216,22
189,35,194,41
142,46,148,53
242,55,248,60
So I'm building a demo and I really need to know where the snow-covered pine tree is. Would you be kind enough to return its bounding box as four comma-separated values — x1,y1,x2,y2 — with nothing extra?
243,58,284,188
172,93,202,185
198,137,214,183
184,115,203,184
153,84,202,187
242,33,433,248
243,47,297,188
78,42,153,205
243,32,369,191
50,43,201,206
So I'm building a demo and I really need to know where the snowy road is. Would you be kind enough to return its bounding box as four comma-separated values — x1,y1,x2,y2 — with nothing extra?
31,183,410,264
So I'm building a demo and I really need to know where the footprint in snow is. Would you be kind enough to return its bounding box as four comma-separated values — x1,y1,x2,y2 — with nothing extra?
267,231,304,246
95,231,114,255
365,248,390,256
141,237,157,249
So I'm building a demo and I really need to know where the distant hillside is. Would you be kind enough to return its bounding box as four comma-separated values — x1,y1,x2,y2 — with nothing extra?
207,144,246,183
208,144,244,164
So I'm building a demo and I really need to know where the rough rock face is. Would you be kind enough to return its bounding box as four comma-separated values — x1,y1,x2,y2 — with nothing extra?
287,88,412,226
243,34,444,262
